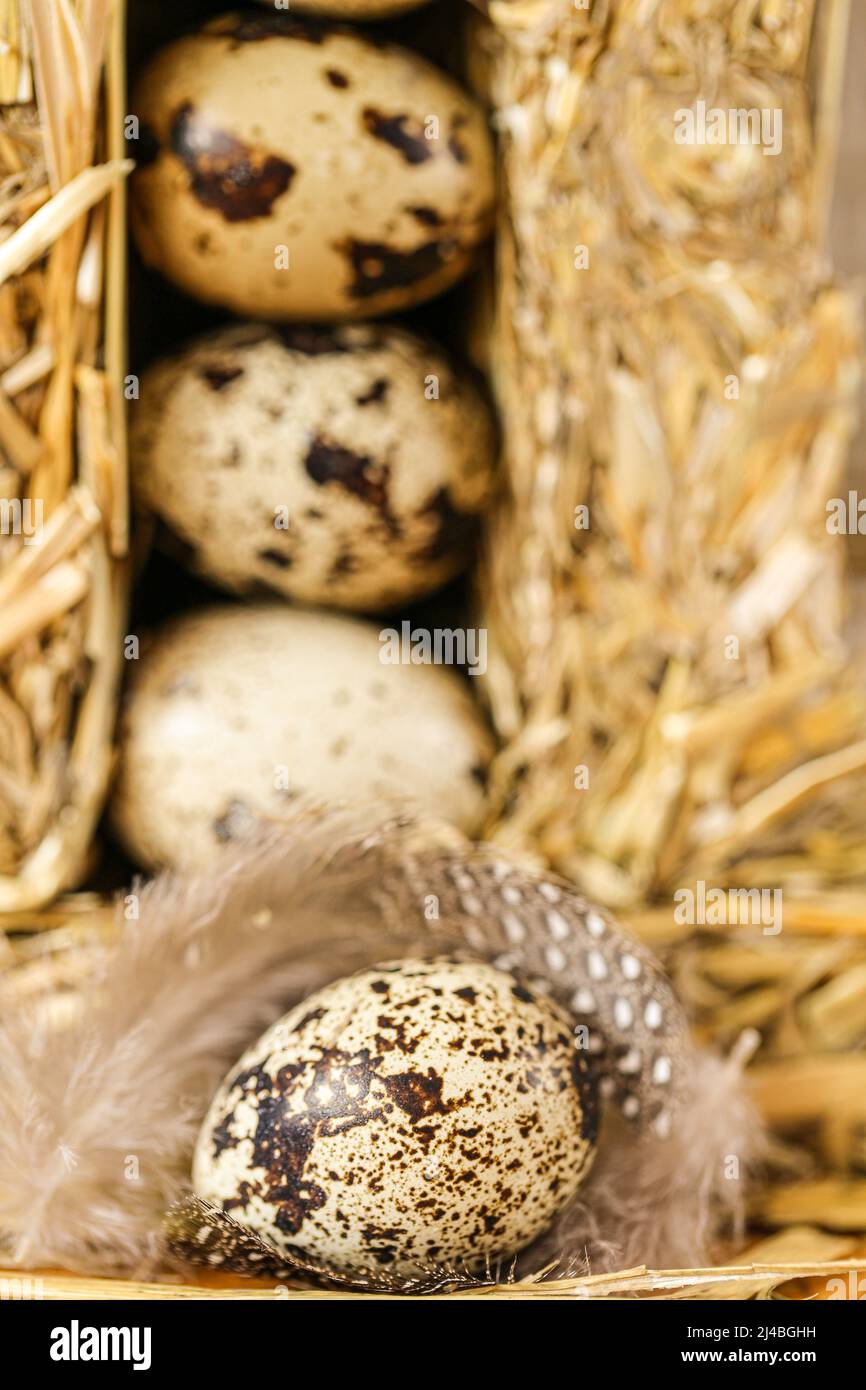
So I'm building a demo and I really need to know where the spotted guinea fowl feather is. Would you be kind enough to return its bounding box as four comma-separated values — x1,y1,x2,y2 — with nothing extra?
165,1194,494,1295
371,841,760,1276
384,847,692,1137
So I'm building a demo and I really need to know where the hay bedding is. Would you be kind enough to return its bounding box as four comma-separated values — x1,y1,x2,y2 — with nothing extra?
0,0,129,911
478,0,864,911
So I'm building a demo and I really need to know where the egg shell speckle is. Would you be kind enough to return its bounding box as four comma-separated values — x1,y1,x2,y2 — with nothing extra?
193,958,597,1276
130,13,495,320
110,604,493,871
131,323,495,611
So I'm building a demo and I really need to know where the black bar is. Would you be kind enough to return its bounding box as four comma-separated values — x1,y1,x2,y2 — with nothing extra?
6,1288,860,1375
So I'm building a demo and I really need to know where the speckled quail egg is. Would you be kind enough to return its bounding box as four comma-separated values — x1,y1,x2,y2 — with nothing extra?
193,957,597,1277
130,323,495,611
111,604,492,871
130,13,495,320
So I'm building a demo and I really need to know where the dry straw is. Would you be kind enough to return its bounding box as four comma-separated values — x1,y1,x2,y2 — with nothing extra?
0,0,129,911
477,0,865,918
0,1227,863,1300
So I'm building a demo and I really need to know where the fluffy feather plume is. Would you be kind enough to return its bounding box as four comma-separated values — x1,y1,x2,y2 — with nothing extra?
0,806,427,1276
535,1043,763,1275
0,804,763,1285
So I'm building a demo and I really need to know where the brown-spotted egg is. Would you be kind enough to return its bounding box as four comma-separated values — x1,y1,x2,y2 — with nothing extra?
130,13,495,320
110,604,493,871
192,957,597,1276
130,323,495,610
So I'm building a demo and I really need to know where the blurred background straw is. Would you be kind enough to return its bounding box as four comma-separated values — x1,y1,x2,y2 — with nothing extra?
479,0,865,915
0,0,129,912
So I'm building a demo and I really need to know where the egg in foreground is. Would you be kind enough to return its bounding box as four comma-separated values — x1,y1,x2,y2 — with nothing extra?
193,958,597,1276
130,13,494,320
110,605,493,871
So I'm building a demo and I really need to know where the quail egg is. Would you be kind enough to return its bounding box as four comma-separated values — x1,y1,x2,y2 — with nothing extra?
130,13,495,319
111,604,493,871
193,957,597,1276
131,322,495,610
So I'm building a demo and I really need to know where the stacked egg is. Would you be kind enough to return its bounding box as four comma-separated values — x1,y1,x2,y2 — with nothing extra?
120,15,604,1287
114,6,497,870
